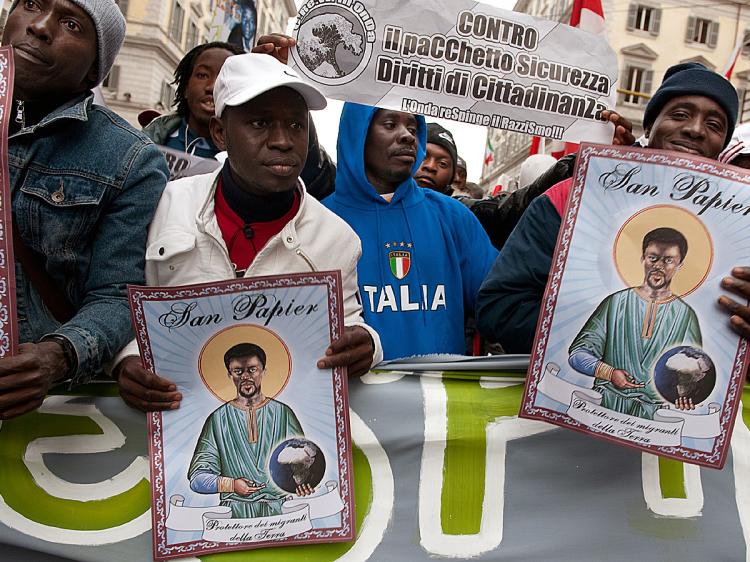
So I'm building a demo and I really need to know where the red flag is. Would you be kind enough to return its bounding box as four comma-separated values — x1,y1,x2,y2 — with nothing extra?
527,0,606,160
724,34,745,79
549,140,566,160
484,137,494,166
569,0,605,30
528,136,541,156
564,0,606,156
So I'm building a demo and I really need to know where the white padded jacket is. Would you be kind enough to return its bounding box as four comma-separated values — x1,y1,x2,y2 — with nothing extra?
116,168,382,366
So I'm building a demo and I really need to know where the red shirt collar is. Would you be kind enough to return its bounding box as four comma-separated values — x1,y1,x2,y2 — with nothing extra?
214,176,301,275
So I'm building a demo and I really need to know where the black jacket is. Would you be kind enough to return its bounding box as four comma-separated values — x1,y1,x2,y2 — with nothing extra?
301,119,337,201
461,153,577,249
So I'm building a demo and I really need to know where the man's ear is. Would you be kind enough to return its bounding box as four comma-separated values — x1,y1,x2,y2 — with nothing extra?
85,60,99,90
644,127,651,139
210,115,227,151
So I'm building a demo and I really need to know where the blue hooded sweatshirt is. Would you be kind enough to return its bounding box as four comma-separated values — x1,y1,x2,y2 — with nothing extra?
323,103,499,360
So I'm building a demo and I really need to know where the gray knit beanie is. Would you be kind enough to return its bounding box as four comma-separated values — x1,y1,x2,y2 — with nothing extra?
11,0,126,84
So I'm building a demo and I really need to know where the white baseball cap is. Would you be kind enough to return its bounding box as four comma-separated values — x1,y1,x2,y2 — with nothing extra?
213,53,327,117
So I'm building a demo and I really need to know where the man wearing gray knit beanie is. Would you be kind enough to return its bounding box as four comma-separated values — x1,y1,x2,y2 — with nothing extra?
0,0,169,420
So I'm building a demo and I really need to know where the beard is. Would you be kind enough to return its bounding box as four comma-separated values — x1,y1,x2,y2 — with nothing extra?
238,381,259,398
646,269,669,290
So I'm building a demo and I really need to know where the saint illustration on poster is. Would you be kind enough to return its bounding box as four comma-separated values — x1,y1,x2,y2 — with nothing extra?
129,274,353,559
188,336,318,520
522,145,750,468
567,208,713,420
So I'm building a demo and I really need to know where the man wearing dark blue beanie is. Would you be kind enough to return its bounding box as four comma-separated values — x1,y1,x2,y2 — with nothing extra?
477,62,750,355
644,62,738,148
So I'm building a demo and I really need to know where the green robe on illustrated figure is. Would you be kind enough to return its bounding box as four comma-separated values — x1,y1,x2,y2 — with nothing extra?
187,399,303,518
568,288,702,420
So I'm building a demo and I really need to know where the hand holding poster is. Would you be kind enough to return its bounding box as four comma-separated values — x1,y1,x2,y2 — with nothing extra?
129,273,354,559
289,0,617,143
521,144,750,469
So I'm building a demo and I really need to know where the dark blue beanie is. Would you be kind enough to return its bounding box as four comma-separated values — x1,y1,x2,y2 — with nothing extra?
644,62,739,148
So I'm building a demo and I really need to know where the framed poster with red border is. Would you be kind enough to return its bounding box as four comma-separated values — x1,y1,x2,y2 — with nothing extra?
520,143,750,469
129,272,354,559
0,46,17,357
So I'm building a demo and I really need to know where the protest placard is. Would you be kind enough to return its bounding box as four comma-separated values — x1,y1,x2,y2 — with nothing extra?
157,145,220,181
129,273,354,559
289,0,617,143
521,144,750,468
206,0,256,52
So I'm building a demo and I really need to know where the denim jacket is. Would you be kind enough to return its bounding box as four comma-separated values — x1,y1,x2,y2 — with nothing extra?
9,93,168,383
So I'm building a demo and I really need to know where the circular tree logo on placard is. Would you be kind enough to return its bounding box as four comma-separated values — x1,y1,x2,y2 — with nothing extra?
293,0,376,85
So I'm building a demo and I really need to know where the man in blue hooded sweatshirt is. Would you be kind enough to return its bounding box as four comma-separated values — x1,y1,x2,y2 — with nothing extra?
324,105,498,360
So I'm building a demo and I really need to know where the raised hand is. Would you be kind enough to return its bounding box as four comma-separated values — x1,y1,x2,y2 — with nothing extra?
251,33,297,65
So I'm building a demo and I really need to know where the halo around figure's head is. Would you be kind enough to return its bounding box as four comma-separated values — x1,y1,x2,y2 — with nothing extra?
613,205,713,297
198,324,292,402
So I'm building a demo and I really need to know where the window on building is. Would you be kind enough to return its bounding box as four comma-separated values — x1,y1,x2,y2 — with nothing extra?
115,0,129,17
621,65,653,105
186,21,199,51
169,1,185,44
686,17,719,48
627,4,661,35
102,65,120,90
743,29,750,57
160,80,175,109
740,88,750,123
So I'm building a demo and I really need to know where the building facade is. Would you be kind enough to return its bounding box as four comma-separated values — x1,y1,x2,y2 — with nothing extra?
481,0,750,192
103,0,296,127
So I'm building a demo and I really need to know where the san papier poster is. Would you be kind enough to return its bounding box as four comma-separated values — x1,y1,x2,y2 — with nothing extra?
0,46,17,357
521,144,750,469
128,272,354,559
288,0,616,144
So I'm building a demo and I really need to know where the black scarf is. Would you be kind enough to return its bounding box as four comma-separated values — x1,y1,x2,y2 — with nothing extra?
220,162,295,224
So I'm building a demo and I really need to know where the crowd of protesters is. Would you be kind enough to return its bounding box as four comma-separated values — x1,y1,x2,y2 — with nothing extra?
2,0,750,419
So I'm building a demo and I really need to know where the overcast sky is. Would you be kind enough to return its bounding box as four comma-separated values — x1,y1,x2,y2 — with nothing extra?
290,0,518,183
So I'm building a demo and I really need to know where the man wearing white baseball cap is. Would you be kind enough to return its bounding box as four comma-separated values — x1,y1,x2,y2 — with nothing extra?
114,54,382,411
